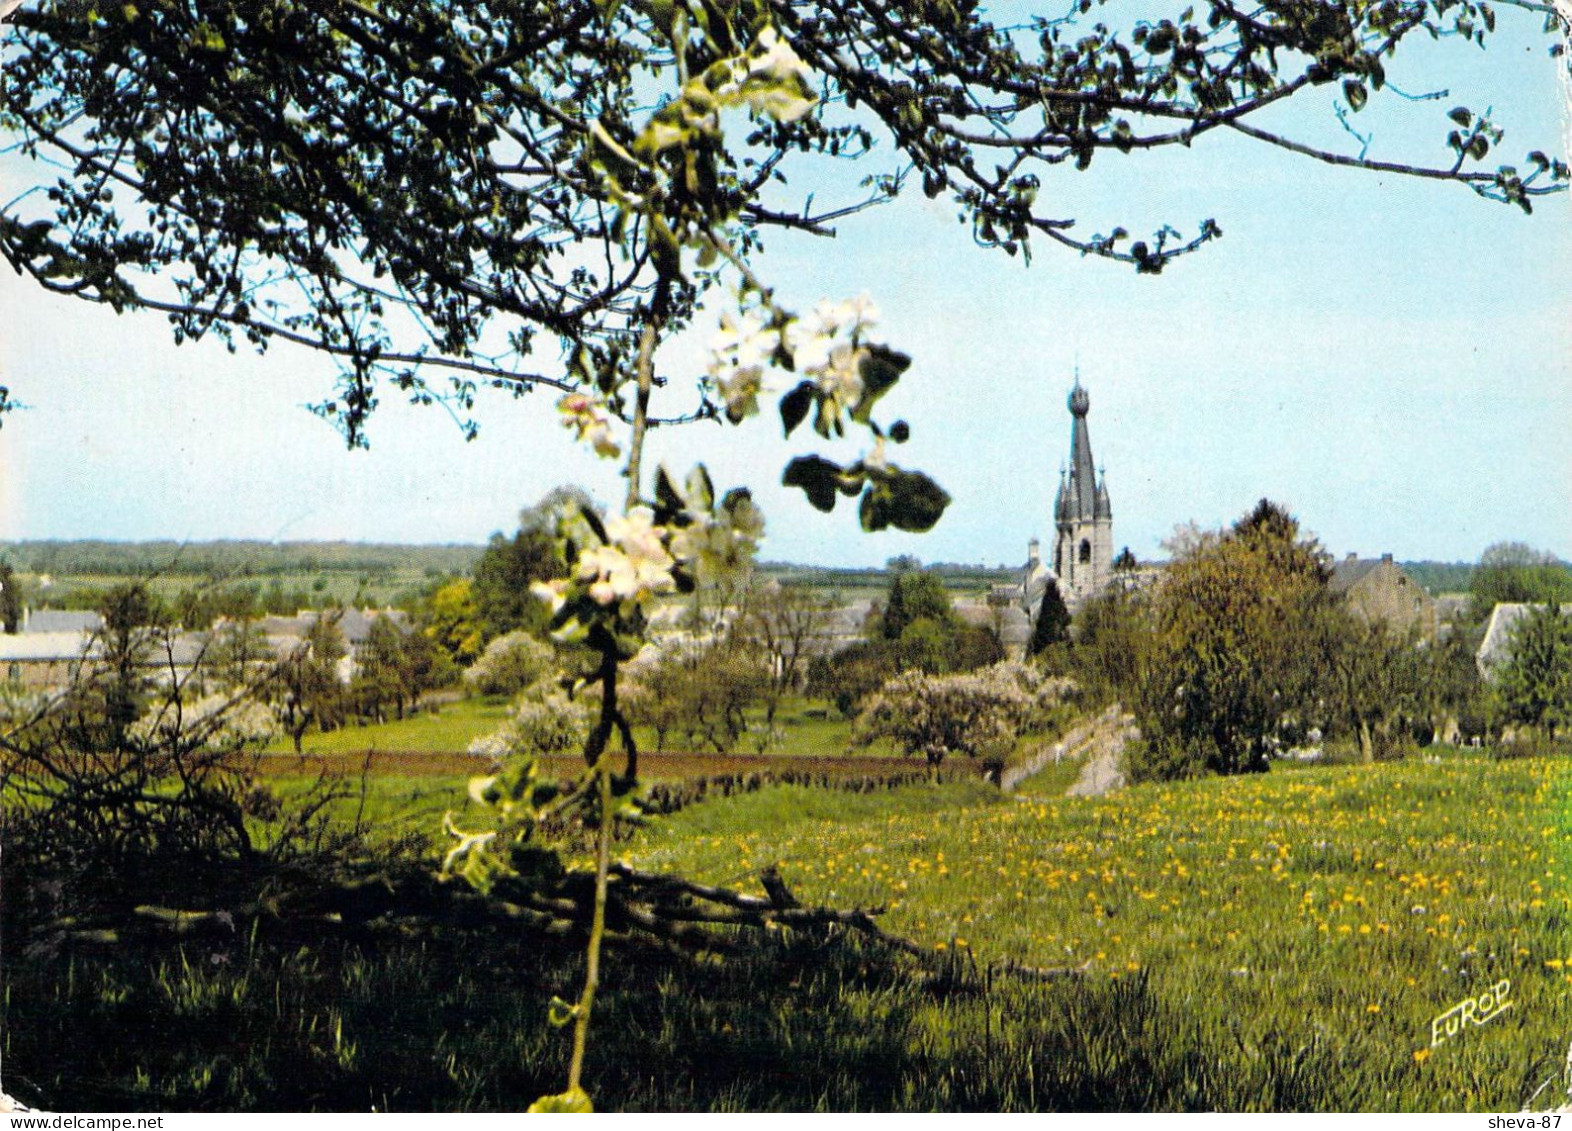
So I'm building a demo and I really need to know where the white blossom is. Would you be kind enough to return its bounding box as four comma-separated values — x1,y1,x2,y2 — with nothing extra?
812,342,866,405
574,506,676,610
556,393,621,459
716,364,765,421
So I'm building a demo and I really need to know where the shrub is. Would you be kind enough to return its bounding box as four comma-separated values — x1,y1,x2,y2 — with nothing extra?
464,631,557,699
854,661,1076,768
467,676,593,762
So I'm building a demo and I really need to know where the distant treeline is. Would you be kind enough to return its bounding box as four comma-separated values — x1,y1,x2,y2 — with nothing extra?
0,540,485,578
0,540,1489,596
760,562,1018,591
1399,561,1475,595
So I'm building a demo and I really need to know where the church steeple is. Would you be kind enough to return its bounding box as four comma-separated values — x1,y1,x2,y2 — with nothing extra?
1051,376,1113,606
1062,378,1099,522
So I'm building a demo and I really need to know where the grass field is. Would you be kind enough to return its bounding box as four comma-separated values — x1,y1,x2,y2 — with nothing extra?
266,697,515,754
624,749,1572,1109
7,744,1570,1111
272,695,896,760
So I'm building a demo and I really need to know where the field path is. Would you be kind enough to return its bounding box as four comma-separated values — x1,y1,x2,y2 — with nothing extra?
1065,707,1138,798
1000,705,1136,795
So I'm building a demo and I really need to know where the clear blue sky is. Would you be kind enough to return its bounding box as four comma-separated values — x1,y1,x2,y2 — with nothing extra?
1,11,1568,568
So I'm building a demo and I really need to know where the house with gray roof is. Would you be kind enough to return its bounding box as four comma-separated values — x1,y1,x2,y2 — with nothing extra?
1,625,215,691
1329,553,1437,639
1476,602,1572,681
21,609,104,634
0,631,94,689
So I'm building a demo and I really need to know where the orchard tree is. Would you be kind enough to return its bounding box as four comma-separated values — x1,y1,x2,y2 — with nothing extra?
2,0,1565,457
463,630,558,699
208,614,273,690
1313,611,1425,762
274,612,347,753
737,579,832,725
95,582,165,748
855,661,1076,769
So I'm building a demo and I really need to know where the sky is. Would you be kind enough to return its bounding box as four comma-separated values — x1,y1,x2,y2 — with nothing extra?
1,10,1569,569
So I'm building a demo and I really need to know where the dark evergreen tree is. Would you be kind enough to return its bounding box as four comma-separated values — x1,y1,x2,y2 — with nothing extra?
0,561,21,634
1027,579,1072,658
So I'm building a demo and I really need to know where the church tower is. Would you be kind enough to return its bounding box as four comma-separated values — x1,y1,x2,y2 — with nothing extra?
1052,378,1112,606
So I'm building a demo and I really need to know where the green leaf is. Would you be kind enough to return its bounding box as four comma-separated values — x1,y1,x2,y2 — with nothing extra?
889,420,911,443
1343,80,1367,112
851,345,911,424
779,380,814,437
528,1088,594,1113
782,455,845,513
654,466,684,524
1467,133,1489,161
1448,107,1473,127
858,467,951,533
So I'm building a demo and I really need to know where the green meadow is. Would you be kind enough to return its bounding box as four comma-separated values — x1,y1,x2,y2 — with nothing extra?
6,745,1570,1111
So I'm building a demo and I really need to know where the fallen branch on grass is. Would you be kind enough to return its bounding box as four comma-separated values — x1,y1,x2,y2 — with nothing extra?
35,861,1088,982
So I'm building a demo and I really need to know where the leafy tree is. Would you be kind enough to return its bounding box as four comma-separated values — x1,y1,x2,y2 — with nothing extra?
174,583,259,632
1134,502,1331,777
1313,611,1426,762
1068,586,1152,704
208,614,273,691
805,640,898,719
625,637,769,754
95,582,165,748
1027,578,1072,658
1411,627,1487,745
879,571,953,641
274,612,347,754
351,614,435,722
472,494,582,642
3,0,1563,453
468,677,592,764
1469,542,1572,617
1494,604,1572,739
400,626,455,703
1112,547,1139,573
422,579,484,667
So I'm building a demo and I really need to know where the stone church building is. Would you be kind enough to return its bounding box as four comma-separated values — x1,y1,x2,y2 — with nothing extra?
1022,378,1113,618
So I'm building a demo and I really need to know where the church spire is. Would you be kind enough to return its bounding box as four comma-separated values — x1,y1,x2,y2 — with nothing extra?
1065,377,1097,521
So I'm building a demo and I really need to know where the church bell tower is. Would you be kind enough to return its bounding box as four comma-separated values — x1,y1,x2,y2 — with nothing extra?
1052,378,1112,606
